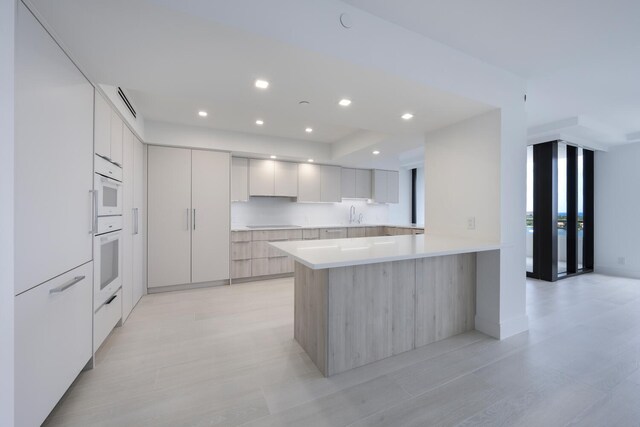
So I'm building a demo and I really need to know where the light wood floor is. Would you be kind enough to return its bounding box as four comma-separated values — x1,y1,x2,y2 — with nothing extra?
45,274,640,426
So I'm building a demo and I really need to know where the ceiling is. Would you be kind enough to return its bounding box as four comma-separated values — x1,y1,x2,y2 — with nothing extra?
28,0,492,156
343,0,640,146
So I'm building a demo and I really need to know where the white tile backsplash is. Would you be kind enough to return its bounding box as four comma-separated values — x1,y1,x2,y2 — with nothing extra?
231,198,390,227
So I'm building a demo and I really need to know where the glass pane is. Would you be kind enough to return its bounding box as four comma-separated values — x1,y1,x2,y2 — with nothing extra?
103,186,118,207
578,147,584,270
557,143,567,275
526,145,534,273
101,239,119,289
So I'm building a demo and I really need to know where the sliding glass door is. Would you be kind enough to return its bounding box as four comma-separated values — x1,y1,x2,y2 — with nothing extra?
526,141,594,281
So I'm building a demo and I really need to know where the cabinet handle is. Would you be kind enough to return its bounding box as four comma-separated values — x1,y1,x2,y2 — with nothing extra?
193,209,196,230
105,294,118,305
133,208,139,235
90,190,98,234
50,276,85,294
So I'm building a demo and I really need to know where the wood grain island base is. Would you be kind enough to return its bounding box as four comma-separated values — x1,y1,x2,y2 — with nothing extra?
271,234,498,376
294,255,475,376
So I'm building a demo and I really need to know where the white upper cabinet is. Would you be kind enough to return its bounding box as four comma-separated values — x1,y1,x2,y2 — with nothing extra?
355,169,372,199
274,161,298,197
109,109,124,165
231,157,249,202
341,168,356,198
342,168,372,199
121,126,135,321
372,169,399,203
94,92,111,159
249,159,275,196
249,159,298,197
320,165,342,202
15,2,94,295
298,163,321,202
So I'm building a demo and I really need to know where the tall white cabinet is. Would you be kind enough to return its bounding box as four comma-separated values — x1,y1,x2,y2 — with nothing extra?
122,127,145,321
148,146,230,289
372,169,400,203
14,3,94,426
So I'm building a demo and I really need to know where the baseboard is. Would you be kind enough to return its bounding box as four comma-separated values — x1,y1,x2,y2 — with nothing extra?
147,279,230,294
475,314,529,340
231,273,294,284
594,265,640,279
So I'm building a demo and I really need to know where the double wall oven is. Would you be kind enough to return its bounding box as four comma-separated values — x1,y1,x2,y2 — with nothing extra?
94,155,123,307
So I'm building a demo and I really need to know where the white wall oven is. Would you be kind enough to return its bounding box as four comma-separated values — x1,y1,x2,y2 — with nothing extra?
94,216,122,307
95,155,123,217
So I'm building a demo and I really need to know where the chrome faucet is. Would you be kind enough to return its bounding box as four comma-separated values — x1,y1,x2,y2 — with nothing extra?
349,205,356,224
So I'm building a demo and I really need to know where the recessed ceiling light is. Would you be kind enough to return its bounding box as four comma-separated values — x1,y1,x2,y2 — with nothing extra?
198,111,208,117
372,150,380,155
308,159,314,163
339,98,352,107
305,127,313,133
270,155,277,159
401,113,414,120
256,119,264,125
255,79,269,89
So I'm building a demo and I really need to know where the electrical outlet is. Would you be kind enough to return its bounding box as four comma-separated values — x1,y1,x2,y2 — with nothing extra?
618,257,626,266
467,217,476,230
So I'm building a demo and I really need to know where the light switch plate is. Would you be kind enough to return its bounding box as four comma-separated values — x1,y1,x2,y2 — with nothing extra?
467,217,476,230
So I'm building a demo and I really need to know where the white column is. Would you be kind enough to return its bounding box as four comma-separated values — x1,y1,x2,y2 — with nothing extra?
0,0,16,425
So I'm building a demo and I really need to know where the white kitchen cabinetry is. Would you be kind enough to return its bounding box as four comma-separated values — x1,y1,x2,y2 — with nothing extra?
372,169,399,203
298,163,321,202
110,109,124,165
121,128,145,321
15,262,93,427
94,92,112,160
191,149,230,283
231,157,249,202
148,146,230,289
249,159,298,197
342,168,372,199
275,161,298,197
15,2,94,296
298,164,341,202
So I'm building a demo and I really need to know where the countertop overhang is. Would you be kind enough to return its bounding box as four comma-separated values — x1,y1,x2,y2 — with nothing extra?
269,234,501,269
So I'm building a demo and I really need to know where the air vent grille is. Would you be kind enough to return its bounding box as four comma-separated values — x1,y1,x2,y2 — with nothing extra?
117,87,136,119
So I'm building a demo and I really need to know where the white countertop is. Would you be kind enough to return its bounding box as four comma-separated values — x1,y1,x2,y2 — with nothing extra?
232,223,424,231
269,234,500,269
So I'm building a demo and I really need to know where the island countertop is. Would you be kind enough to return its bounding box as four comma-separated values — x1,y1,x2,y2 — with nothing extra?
269,234,500,269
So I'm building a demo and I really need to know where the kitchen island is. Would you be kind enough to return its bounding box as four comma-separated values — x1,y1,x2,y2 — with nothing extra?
270,234,500,376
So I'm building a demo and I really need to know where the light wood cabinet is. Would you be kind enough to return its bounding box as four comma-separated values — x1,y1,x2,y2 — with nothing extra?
231,241,252,260
231,230,252,242
347,227,367,238
231,260,252,279
320,228,348,239
274,161,298,197
231,157,249,202
303,228,320,239
148,146,230,289
372,169,399,203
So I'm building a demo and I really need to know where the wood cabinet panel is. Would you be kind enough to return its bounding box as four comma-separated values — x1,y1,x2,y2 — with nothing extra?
319,228,348,239
231,260,252,279
231,241,252,261
303,228,320,239
347,227,367,238
231,231,252,242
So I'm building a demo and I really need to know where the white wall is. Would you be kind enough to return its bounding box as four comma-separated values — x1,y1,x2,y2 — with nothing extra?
595,143,640,277
425,109,529,339
0,0,15,424
232,198,396,227
388,167,413,225
424,110,501,241
145,120,332,163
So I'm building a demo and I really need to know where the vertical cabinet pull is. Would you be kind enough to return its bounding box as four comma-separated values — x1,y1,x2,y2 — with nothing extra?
133,207,139,235
193,209,196,230
90,190,98,234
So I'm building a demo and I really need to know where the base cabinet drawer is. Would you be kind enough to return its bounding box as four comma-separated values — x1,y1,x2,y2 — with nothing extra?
252,257,294,276
320,228,348,239
94,288,122,351
347,227,367,238
15,262,93,427
303,228,320,239
231,260,252,279
231,231,252,242
231,241,252,261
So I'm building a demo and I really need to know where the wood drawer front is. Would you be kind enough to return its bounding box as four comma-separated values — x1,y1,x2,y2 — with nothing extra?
252,229,303,241
252,240,288,258
231,231,252,242
303,228,320,239
231,260,252,279
319,228,347,239
365,226,383,237
94,288,122,351
347,227,367,238
252,257,293,276
231,241,252,260
15,262,93,427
